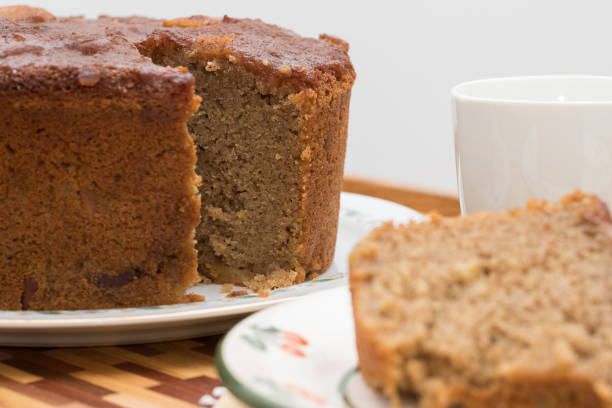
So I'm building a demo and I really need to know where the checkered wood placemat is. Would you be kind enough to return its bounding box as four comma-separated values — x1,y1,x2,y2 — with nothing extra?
0,337,223,408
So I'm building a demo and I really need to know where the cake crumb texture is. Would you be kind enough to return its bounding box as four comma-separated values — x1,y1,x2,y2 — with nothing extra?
350,191,612,408
141,20,354,291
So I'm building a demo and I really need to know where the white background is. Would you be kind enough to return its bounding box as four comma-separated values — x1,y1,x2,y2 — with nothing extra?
5,0,612,195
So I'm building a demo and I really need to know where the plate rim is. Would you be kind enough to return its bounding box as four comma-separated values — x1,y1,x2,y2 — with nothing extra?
216,334,290,408
216,286,353,408
215,286,351,408
0,294,312,329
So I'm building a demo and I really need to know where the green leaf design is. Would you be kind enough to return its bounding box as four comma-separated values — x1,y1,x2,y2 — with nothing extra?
241,334,266,351
256,326,280,335
344,209,359,217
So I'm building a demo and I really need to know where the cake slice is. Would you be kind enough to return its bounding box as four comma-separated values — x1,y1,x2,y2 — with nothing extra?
0,15,201,309
350,191,612,408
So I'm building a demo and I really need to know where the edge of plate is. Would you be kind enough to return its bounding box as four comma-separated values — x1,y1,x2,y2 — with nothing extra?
215,286,351,408
216,335,291,408
0,284,346,329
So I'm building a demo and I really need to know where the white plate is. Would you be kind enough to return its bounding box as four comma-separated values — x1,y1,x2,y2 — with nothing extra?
216,286,416,408
0,192,422,347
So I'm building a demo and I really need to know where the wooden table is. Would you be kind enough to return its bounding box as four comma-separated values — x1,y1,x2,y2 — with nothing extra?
0,178,459,408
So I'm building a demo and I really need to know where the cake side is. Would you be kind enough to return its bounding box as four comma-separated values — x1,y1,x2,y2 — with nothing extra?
292,64,354,277
350,192,612,408
0,87,201,310
350,223,409,406
0,12,201,309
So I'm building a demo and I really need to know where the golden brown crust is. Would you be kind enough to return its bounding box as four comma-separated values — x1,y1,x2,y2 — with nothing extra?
0,92,201,310
0,6,203,310
0,16,194,97
350,222,409,406
0,5,55,22
1,7,355,95
295,73,353,272
351,269,404,405
140,15,355,90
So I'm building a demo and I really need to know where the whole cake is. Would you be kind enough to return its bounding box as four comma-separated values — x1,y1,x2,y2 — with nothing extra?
350,192,612,408
0,6,355,309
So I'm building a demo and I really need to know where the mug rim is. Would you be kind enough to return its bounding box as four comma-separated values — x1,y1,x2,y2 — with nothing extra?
452,75,612,105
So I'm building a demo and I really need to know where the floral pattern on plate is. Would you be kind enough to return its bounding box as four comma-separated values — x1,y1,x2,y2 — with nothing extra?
241,325,309,357
216,287,407,408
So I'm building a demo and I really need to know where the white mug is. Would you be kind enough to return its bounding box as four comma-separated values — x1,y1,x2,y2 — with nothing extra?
452,75,612,214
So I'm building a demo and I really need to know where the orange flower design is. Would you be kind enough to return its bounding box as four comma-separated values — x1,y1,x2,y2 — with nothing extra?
242,326,310,357
283,384,326,405
280,342,305,357
283,331,308,346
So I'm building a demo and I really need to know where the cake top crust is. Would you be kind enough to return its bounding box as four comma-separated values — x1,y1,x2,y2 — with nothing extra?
140,15,355,88
0,5,54,22
2,18,147,69
0,13,194,96
0,6,355,94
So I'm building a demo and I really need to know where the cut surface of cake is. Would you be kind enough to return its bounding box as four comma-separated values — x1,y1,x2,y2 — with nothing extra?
139,17,355,290
350,191,612,408
0,6,354,309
